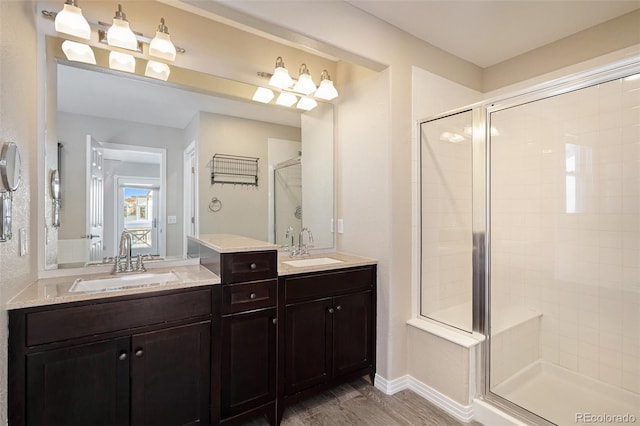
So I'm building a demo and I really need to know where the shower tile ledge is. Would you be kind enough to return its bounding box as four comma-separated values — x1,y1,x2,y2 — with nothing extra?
407,318,485,348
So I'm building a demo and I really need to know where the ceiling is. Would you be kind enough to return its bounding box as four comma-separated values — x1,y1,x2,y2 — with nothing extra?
345,0,640,68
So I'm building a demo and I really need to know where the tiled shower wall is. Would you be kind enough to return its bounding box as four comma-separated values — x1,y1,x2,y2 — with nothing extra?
490,74,640,394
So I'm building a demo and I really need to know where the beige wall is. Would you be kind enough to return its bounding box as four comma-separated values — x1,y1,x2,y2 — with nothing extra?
197,112,300,240
0,1,38,423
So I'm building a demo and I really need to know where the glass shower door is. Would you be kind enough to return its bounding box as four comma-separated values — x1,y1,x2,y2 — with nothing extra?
488,73,640,425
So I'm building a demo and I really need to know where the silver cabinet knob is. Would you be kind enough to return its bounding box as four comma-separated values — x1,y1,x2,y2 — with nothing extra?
118,352,127,361
250,263,257,270
328,307,334,314
272,318,278,325
249,292,257,300
135,348,144,358
336,305,342,311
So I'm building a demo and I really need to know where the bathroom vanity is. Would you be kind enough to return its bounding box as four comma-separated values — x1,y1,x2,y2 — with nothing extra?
8,236,376,426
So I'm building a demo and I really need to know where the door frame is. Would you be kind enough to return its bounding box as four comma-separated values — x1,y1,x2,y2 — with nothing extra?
183,141,198,258
115,176,161,256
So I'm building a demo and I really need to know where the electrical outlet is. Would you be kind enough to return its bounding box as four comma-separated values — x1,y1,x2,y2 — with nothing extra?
19,228,28,256
337,219,344,234
167,215,177,224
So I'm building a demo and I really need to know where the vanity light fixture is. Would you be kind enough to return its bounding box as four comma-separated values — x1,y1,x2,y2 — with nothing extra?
106,4,137,51
149,18,176,61
145,60,170,81
292,64,316,95
314,70,339,101
276,92,298,107
269,57,293,90
296,96,318,111
109,51,136,73
61,40,96,64
252,87,275,103
54,0,91,40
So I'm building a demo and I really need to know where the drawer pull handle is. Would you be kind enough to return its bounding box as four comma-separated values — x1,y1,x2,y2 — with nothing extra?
118,352,128,361
250,263,257,270
135,349,144,358
328,307,334,314
272,318,278,325
249,292,257,300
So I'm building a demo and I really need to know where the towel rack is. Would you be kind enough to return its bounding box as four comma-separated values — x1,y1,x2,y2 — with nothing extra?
211,154,259,186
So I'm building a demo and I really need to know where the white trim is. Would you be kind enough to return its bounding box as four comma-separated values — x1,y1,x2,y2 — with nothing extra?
473,399,529,426
374,374,475,423
183,141,197,258
407,318,484,348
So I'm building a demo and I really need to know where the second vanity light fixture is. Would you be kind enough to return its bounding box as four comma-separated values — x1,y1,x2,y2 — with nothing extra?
254,56,339,111
43,1,183,81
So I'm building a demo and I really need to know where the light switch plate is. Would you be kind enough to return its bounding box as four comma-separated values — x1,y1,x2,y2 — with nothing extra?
167,215,177,224
19,228,28,256
337,219,344,234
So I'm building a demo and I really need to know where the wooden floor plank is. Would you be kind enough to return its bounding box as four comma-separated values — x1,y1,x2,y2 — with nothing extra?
241,378,483,425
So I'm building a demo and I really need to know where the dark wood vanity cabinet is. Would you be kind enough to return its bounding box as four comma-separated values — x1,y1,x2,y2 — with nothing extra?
9,287,215,426
277,265,376,422
211,250,279,425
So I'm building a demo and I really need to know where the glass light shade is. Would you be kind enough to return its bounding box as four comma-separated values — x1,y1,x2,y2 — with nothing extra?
149,31,176,61
293,73,316,95
253,87,274,103
107,19,137,50
296,96,318,111
54,3,91,40
276,92,297,107
61,40,95,64
109,51,136,73
269,67,293,90
145,60,170,81
314,79,338,100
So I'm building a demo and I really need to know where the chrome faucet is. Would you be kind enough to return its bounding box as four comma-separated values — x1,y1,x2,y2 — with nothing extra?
297,227,314,256
113,231,146,273
285,225,297,255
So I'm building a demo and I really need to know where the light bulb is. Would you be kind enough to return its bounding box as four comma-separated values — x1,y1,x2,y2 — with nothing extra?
106,4,137,50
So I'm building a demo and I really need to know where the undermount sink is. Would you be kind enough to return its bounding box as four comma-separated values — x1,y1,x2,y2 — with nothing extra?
282,257,344,267
69,271,180,293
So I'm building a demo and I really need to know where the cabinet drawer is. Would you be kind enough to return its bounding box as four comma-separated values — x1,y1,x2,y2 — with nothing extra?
221,251,277,284
25,288,213,346
284,267,374,303
222,280,277,314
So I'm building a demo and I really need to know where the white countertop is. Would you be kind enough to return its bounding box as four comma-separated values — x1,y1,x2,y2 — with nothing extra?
188,234,278,253
278,252,377,276
7,264,220,310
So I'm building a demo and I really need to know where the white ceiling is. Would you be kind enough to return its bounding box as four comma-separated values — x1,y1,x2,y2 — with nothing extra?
345,0,640,68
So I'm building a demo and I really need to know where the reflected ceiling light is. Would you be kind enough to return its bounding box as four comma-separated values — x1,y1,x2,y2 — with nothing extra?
297,96,318,111
61,40,96,64
109,51,136,73
293,64,316,95
106,4,137,50
54,0,91,40
149,18,176,61
276,92,297,107
253,87,274,103
314,70,338,100
439,132,465,143
269,56,293,89
145,60,170,81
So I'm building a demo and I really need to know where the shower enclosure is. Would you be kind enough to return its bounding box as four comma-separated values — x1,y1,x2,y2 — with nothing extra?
274,158,302,247
420,62,640,425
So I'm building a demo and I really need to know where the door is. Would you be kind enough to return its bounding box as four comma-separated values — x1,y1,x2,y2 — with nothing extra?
333,291,373,377
284,298,333,395
118,178,160,256
221,308,277,418
131,321,211,426
26,338,130,426
86,135,104,262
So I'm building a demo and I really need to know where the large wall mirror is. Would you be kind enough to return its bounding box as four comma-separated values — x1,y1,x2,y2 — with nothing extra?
44,36,335,270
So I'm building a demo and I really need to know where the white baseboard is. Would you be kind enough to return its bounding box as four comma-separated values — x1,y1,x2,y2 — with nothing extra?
374,374,474,423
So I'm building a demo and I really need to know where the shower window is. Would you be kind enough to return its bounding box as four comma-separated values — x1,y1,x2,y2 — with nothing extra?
419,110,474,333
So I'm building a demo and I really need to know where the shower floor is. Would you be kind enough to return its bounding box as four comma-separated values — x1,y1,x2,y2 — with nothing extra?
492,361,640,425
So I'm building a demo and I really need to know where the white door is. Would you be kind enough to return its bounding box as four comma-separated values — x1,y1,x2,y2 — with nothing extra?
86,135,104,262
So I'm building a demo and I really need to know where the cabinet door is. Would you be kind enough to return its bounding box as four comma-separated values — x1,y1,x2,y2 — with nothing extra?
221,307,277,418
333,291,373,377
131,321,211,426
284,298,333,395
26,337,130,426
